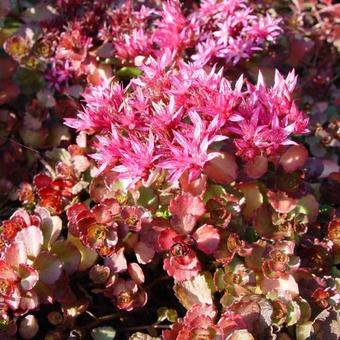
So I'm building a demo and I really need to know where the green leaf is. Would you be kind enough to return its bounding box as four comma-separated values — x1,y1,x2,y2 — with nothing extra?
155,206,171,219
129,333,161,340
45,148,72,165
67,234,98,271
244,226,259,243
91,327,116,340
157,307,178,323
286,300,301,326
296,322,313,340
203,184,227,202
116,66,142,79
325,105,339,118
295,194,319,223
14,67,44,95
138,187,159,212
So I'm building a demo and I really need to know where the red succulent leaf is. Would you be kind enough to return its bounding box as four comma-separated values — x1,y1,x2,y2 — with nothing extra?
19,264,39,291
267,191,298,213
192,224,220,255
169,193,206,234
163,244,201,281
157,228,179,252
91,204,113,224
104,248,127,274
33,174,52,191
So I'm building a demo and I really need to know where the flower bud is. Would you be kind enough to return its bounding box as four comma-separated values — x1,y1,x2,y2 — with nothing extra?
89,265,110,284
227,330,254,340
128,263,145,285
19,315,39,339
45,331,64,340
204,151,238,185
47,311,63,326
244,155,268,179
280,145,308,173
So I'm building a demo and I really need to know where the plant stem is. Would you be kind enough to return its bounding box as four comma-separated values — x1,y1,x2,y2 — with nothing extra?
77,312,120,332
120,324,171,332
145,275,171,291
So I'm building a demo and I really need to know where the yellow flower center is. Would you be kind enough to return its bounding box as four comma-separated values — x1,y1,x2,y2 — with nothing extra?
0,279,11,296
117,291,132,307
170,243,189,257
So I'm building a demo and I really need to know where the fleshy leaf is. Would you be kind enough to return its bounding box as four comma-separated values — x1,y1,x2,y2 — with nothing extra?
174,273,213,309
51,240,81,275
68,234,98,271
15,226,43,258
91,326,116,340
238,183,263,219
34,251,62,285
157,307,178,323
193,224,220,254
4,242,27,269
35,207,62,249
295,194,319,223
309,308,340,339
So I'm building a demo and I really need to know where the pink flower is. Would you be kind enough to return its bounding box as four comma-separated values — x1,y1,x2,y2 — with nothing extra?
132,49,175,97
190,0,282,65
153,0,193,53
112,132,160,186
226,70,308,159
44,60,73,91
158,111,226,183
55,24,92,66
93,130,160,186
114,29,154,63
67,57,307,192
148,96,183,133
65,82,125,133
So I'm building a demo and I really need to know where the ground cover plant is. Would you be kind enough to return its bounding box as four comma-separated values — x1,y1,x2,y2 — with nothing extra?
0,0,339,339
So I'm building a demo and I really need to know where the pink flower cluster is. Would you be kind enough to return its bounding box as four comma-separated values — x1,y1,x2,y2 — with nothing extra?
105,0,282,66
4,0,282,93
2,1,339,338
98,0,282,66
66,53,308,186
155,0,282,65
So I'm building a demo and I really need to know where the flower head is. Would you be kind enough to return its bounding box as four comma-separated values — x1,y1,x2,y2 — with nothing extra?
158,111,226,183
